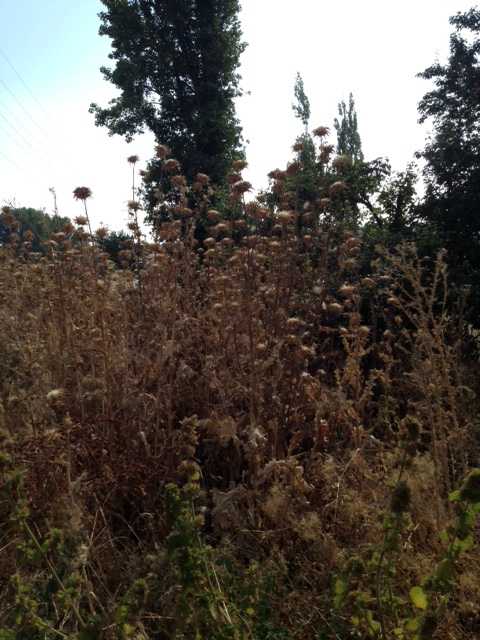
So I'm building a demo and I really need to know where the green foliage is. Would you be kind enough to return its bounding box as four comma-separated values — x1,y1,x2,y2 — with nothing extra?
418,8,480,325
0,207,71,252
90,0,246,187
334,93,364,163
0,455,101,639
292,72,311,131
332,467,480,639
97,229,133,267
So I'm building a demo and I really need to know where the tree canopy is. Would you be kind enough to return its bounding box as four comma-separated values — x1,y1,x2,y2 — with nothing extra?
90,0,246,185
418,7,480,322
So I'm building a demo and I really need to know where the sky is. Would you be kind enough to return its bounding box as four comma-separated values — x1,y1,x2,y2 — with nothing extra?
0,0,476,231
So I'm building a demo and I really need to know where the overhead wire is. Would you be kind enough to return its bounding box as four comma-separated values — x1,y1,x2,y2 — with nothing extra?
0,105,43,154
0,148,22,172
0,76,50,141
0,44,63,173
0,116,34,154
0,46,50,119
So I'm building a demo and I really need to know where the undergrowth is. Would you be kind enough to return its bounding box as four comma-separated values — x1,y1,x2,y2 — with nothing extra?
0,145,479,639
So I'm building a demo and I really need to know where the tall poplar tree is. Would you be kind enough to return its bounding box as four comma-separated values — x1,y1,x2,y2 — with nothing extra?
334,93,363,163
90,0,246,185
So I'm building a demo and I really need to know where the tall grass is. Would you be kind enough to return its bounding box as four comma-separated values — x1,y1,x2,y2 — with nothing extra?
0,153,478,639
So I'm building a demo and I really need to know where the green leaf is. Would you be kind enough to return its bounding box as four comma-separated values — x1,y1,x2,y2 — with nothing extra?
435,558,454,584
448,489,461,503
409,586,428,610
333,577,347,608
452,534,474,554
439,530,449,544
405,617,420,632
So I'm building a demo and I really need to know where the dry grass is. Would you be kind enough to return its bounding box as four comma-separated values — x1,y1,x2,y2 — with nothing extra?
0,159,478,639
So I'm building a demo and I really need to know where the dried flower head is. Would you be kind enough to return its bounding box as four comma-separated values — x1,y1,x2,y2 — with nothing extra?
313,126,330,138
96,227,109,239
127,154,139,164
231,180,252,194
73,187,92,201
164,158,181,173
327,302,343,315
390,480,411,514
277,210,293,224
332,155,353,171
156,144,170,159
74,216,88,226
339,284,356,298
329,181,347,197
195,172,210,185
232,159,248,172
319,144,335,164
47,388,65,404
170,175,187,188
286,161,301,176
227,173,242,184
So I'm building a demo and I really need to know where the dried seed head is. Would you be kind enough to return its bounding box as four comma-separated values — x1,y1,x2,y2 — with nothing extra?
156,144,170,159
73,187,92,201
287,317,303,331
332,155,352,171
227,172,242,184
214,223,229,236
128,200,141,211
207,209,221,223
47,389,65,404
170,175,187,188
195,172,210,185
127,154,139,164
327,302,343,315
390,480,411,514
277,210,293,224
387,296,400,306
286,161,301,176
74,216,88,226
232,159,248,172
204,237,216,249
164,158,181,172
231,180,252,194
313,126,330,137
329,181,347,197
339,284,356,298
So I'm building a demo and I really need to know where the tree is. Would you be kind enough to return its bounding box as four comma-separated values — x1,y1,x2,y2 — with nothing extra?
98,229,134,267
417,8,480,324
0,207,71,251
334,93,364,163
90,0,246,186
292,72,311,133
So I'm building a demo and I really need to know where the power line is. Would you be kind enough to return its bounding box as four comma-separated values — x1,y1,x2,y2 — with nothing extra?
0,104,56,172
0,117,33,154
0,105,41,153
0,46,50,119
0,76,50,141
0,148,22,172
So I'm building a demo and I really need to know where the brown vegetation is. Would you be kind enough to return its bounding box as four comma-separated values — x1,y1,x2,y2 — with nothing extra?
0,161,479,639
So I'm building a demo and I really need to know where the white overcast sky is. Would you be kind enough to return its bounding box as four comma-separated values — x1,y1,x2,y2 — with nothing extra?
0,1,475,230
